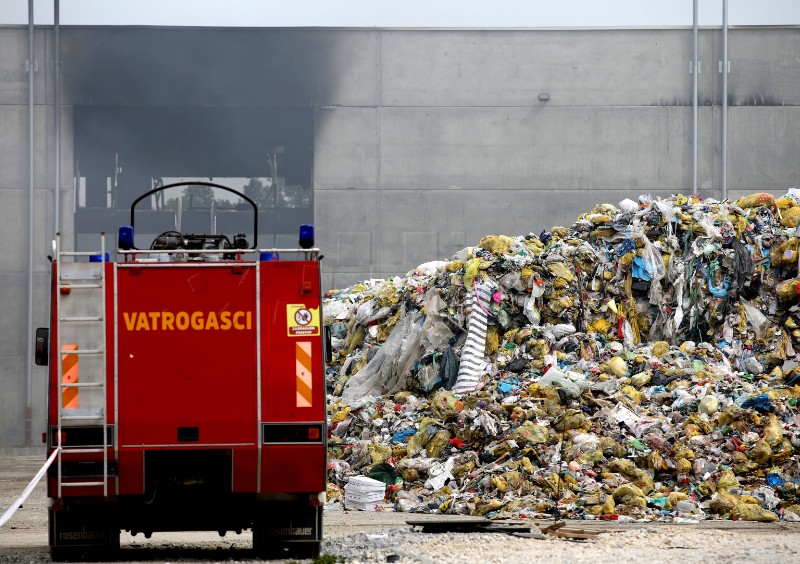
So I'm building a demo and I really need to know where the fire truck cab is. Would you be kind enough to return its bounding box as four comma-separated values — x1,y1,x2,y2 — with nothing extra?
37,182,327,561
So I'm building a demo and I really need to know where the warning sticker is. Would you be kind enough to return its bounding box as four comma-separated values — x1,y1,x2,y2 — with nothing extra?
287,304,320,337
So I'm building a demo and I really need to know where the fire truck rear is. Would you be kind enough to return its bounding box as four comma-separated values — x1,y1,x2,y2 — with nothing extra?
36,182,327,561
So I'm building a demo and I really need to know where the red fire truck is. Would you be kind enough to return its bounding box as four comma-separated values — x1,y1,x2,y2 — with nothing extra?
36,182,327,561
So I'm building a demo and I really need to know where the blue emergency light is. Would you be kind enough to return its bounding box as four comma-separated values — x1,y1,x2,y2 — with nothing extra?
118,225,134,250
299,224,314,249
89,252,110,262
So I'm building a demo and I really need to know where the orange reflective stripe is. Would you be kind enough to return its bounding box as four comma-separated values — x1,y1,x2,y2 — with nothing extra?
296,341,312,408
61,344,79,409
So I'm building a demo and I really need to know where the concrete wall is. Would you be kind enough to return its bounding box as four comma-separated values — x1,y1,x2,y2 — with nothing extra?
0,27,73,447
314,28,800,289
0,26,798,445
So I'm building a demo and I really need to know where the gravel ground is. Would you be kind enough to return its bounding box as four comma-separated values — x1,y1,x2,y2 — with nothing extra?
2,454,799,563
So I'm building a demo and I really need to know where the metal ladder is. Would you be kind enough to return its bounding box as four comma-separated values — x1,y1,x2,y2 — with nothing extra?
55,233,109,497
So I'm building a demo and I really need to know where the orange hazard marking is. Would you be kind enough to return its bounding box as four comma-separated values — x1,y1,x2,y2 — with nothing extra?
61,344,79,409
296,341,312,408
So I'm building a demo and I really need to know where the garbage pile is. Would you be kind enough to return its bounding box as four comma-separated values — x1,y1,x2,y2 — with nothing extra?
324,191,800,522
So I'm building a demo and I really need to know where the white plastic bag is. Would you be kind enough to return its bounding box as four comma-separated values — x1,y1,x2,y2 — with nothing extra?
741,299,768,339
619,198,638,213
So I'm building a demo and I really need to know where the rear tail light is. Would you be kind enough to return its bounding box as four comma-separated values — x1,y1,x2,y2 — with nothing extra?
49,426,113,448
310,492,326,506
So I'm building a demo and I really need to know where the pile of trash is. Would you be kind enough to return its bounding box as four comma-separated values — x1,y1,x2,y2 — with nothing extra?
324,191,800,522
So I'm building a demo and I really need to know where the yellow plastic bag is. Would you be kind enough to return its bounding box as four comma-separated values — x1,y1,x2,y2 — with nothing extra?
609,356,628,377
731,503,779,522
510,421,549,446
781,207,800,228
770,238,799,265
546,261,576,282
777,278,800,301
763,413,783,446
737,192,775,209
464,257,482,287
478,235,513,256
612,484,647,508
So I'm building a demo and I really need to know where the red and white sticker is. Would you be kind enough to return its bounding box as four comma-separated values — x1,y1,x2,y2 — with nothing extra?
287,304,320,337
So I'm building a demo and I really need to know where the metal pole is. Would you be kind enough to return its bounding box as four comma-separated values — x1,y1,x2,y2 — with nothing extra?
26,0,35,446
55,0,61,234
692,0,698,193
722,0,729,200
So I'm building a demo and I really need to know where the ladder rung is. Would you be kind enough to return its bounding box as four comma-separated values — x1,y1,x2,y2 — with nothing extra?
60,316,103,322
58,250,106,257
60,349,103,355
60,481,106,487
59,447,108,454
61,382,104,388
59,283,103,289
61,415,105,421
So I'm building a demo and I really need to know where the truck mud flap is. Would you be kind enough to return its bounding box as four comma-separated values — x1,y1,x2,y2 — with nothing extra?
49,503,119,561
253,502,322,559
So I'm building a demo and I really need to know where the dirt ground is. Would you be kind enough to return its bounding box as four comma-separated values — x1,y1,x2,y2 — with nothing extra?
2,454,799,563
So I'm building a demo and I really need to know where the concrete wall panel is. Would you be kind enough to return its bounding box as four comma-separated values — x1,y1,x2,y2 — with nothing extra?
314,107,379,190
381,29,703,107
378,106,700,191
314,188,379,266
0,188,53,274
725,29,800,107
310,31,379,107
0,105,50,190
727,107,800,192
0,28,47,105
0,355,27,445
0,269,49,446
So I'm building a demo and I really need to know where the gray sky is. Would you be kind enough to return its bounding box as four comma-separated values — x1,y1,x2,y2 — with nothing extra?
2,0,799,27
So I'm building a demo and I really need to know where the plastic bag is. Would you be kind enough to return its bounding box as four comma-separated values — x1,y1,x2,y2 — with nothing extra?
547,323,577,339
619,198,638,213
417,363,440,393
523,295,541,325
324,301,354,320
342,311,424,401
424,457,456,491
741,300,768,339
538,366,584,398
510,421,549,446
355,299,378,325
737,192,776,209
777,278,800,301
780,207,800,228
421,290,454,353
